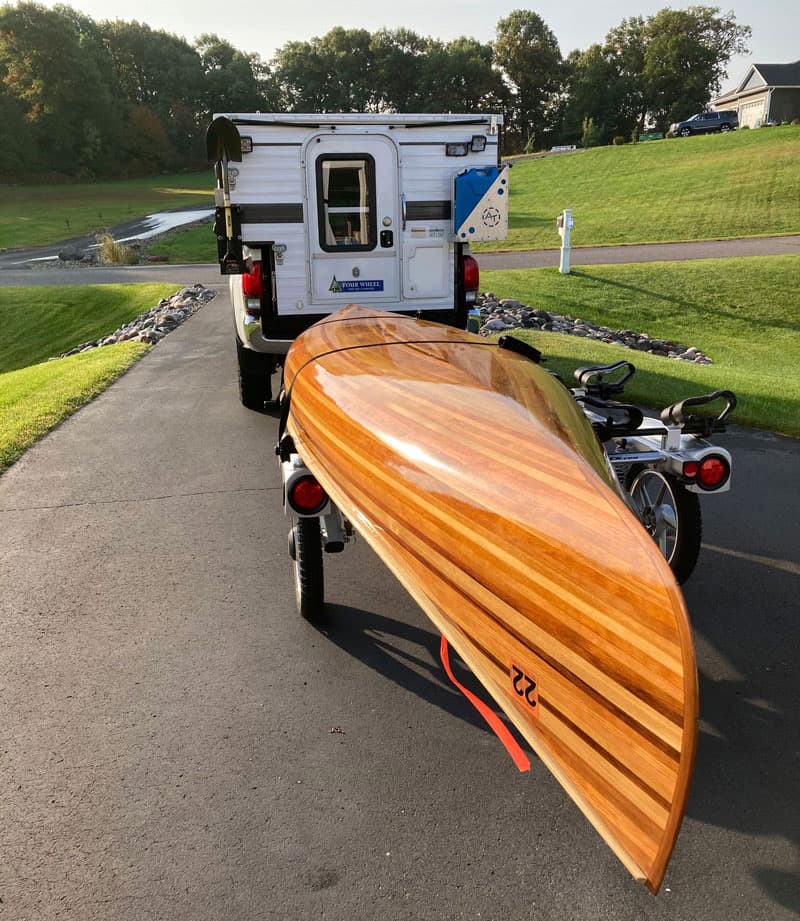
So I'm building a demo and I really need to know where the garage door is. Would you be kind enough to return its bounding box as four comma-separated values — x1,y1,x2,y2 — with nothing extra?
740,98,766,128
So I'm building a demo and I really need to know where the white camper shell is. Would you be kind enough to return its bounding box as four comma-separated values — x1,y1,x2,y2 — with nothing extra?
206,113,508,409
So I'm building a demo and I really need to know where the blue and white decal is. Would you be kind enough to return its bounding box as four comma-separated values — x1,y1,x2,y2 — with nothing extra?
453,166,509,242
329,276,385,293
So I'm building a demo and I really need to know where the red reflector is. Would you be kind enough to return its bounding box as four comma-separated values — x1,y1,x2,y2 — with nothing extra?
463,254,479,292
683,461,699,479
698,456,728,489
242,260,263,298
290,477,327,513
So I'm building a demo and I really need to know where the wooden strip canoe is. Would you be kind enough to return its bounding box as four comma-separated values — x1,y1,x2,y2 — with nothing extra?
283,305,698,893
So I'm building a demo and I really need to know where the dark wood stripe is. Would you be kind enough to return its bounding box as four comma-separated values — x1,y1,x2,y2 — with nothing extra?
543,698,673,812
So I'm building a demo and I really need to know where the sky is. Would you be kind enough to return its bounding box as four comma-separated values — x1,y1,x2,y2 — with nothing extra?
36,0,799,95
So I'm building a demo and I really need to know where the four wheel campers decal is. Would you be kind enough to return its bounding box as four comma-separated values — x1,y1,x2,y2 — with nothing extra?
329,276,385,293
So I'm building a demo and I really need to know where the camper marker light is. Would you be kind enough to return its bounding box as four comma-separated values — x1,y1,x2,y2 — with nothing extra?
446,142,469,157
471,135,487,152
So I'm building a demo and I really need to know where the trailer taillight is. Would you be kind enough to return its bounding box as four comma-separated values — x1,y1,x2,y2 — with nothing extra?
697,455,729,490
288,476,328,515
462,255,479,304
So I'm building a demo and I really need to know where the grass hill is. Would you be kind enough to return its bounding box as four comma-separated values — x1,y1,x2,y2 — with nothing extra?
478,126,800,251
0,172,212,252
0,284,179,473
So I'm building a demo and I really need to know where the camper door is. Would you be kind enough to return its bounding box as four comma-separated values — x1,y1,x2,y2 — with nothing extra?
306,134,399,306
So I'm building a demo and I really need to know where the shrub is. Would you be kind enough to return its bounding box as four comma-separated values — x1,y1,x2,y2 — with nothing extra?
581,116,603,149
612,135,626,145
96,233,139,265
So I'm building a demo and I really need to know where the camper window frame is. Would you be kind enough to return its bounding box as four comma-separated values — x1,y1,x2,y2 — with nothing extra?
315,153,377,253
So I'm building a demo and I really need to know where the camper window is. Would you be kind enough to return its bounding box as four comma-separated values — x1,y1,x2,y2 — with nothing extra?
316,155,376,252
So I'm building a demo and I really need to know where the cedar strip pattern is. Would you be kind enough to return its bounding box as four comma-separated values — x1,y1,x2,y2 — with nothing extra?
284,306,698,893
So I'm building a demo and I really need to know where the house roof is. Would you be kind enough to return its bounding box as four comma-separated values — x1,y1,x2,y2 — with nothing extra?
749,61,800,88
713,60,800,104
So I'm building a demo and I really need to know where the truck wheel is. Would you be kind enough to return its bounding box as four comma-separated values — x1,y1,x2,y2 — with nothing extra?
626,468,702,584
290,518,325,622
236,338,273,411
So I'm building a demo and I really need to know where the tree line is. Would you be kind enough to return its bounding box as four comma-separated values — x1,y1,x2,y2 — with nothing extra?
0,2,750,181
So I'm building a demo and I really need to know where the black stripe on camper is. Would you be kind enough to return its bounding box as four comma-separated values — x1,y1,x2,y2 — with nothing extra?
405,201,452,221
239,203,304,223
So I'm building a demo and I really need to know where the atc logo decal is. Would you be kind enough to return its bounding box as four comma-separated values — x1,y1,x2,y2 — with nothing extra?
329,275,384,294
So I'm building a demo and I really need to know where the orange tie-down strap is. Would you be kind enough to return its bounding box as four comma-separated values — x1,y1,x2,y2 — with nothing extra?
439,636,531,773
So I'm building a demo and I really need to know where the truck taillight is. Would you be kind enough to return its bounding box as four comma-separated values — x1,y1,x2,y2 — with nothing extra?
462,255,479,300
242,260,263,311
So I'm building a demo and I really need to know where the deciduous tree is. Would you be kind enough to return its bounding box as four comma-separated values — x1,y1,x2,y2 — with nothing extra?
494,10,563,150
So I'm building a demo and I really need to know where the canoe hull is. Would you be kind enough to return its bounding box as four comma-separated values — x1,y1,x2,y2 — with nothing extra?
284,306,698,893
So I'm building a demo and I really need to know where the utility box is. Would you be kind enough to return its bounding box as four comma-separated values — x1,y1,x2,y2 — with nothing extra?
453,166,509,242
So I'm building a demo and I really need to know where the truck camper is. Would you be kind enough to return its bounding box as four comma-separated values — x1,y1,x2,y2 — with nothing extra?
206,112,508,407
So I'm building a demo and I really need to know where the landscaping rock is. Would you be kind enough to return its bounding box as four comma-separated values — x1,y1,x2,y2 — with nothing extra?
53,285,216,360
475,293,712,363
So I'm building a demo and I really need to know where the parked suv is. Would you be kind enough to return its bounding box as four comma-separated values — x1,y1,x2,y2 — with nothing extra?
670,111,738,137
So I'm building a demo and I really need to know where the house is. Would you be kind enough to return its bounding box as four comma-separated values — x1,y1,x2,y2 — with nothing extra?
712,60,800,127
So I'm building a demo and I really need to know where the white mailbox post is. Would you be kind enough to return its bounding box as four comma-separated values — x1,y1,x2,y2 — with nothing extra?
556,209,574,274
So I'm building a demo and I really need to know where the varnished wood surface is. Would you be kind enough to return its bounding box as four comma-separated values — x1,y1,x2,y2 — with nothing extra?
284,305,698,893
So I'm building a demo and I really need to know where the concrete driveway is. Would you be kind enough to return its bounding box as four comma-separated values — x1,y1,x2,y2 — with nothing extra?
0,290,797,920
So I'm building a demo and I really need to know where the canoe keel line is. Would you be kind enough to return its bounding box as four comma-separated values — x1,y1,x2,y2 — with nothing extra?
282,306,699,893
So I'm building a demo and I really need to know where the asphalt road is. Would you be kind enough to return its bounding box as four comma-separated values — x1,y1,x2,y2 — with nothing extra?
1,233,799,285
1,290,798,920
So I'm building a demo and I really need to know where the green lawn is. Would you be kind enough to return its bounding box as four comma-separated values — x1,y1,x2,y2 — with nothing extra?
0,171,212,251
482,255,800,437
0,283,180,474
0,344,148,472
147,222,216,263
0,283,180,373
477,126,800,251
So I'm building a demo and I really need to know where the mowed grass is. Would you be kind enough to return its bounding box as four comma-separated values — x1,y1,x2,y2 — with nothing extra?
0,283,180,372
0,283,179,474
478,126,800,251
0,171,212,251
482,255,800,436
0,344,148,473
148,222,216,263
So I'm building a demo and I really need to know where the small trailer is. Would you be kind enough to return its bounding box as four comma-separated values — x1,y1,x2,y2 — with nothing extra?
206,112,509,407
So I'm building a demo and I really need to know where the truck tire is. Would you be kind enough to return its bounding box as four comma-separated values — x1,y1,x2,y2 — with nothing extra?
236,338,273,411
290,518,325,622
626,467,702,584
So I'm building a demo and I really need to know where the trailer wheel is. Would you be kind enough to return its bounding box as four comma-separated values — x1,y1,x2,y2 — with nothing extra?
236,338,273,410
626,468,702,584
291,518,325,622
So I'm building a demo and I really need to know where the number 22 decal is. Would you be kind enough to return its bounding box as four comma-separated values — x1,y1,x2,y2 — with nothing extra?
511,662,539,716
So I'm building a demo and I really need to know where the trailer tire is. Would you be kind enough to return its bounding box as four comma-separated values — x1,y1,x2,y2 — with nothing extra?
236,338,274,410
291,518,325,622
626,467,702,584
